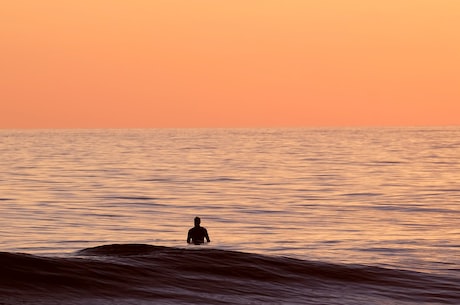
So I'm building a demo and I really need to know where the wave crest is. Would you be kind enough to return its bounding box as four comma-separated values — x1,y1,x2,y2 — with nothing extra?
1,244,458,305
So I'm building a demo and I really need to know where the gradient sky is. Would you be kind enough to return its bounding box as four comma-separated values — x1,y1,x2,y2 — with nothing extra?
1,0,459,128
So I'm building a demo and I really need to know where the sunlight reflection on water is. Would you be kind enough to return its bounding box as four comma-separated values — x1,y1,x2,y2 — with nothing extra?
1,128,459,275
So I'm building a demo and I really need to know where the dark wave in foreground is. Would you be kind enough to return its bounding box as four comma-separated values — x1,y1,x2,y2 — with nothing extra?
1,244,458,305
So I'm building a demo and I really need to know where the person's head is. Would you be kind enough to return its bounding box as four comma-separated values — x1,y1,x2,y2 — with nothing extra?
194,216,201,227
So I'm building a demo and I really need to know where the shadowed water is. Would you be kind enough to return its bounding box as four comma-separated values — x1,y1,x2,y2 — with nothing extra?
1,244,459,305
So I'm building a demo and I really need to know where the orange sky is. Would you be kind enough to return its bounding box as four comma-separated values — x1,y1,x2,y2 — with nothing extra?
1,0,459,128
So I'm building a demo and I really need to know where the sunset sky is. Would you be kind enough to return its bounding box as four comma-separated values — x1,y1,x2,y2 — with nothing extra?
1,0,459,128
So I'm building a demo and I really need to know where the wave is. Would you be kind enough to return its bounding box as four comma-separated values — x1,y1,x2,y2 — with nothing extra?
1,244,459,305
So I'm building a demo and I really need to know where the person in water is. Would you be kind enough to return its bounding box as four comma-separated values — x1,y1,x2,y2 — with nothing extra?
187,216,211,245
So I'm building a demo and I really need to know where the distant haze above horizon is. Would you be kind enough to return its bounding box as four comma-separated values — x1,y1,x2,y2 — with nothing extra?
1,1,459,128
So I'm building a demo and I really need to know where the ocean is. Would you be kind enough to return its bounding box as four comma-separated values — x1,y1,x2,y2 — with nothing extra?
0,128,459,304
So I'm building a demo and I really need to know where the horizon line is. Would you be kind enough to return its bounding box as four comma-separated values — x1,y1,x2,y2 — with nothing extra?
1,124,459,130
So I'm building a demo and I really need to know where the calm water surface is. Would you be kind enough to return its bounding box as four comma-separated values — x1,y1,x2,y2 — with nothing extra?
1,128,459,276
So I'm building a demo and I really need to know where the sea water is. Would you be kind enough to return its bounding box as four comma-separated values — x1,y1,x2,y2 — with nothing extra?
1,128,459,304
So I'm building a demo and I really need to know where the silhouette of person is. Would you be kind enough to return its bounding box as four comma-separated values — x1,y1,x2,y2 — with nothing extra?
187,216,210,245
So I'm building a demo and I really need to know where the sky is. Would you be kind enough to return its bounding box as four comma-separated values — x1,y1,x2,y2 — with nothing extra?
1,0,459,128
